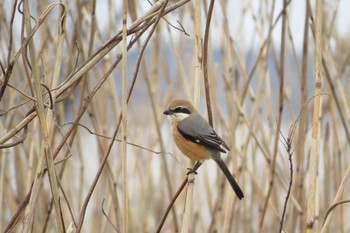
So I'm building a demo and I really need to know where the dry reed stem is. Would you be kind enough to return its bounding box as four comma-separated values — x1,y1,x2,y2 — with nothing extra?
180,173,195,233
0,147,6,232
306,0,323,231
176,0,205,231
121,0,129,232
193,0,202,107
292,1,310,231
203,0,215,127
21,1,64,232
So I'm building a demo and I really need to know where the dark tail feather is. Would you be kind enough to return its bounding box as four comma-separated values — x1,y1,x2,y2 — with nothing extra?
214,157,244,199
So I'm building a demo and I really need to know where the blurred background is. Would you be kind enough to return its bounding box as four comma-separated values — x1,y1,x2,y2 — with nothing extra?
1,0,350,232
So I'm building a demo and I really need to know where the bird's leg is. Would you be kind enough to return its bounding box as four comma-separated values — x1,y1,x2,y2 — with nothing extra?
186,161,203,175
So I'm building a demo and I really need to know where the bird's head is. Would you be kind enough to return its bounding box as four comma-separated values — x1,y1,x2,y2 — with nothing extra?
163,99,196,124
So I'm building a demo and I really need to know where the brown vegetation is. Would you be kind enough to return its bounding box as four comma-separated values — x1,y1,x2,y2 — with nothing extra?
1,0,350,232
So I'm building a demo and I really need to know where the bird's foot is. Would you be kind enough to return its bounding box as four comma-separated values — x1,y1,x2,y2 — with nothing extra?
186,168,198,175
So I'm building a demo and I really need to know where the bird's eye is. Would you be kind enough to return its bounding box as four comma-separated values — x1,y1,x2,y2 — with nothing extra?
174,107,191,114
175,107,183,112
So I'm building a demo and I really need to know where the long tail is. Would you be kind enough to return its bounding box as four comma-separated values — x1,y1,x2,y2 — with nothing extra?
214,157,244,199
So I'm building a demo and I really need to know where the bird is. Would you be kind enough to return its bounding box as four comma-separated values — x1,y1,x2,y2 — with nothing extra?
163,99,244,199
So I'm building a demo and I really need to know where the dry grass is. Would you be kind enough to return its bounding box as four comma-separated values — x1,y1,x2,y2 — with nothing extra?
1,0,350,232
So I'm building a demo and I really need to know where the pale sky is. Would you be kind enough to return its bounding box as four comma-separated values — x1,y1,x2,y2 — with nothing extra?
94,0,350,52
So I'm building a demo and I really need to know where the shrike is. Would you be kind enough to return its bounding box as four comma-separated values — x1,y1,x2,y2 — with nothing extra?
164,99,244,199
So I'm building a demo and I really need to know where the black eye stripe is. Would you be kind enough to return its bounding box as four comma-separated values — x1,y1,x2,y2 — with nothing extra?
174,106,191,114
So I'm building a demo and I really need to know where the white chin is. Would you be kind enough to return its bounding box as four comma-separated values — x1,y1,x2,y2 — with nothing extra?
167,113,189,124
175,112,190,121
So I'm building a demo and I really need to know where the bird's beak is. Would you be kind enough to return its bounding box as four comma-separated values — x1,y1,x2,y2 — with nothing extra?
163,109,172,115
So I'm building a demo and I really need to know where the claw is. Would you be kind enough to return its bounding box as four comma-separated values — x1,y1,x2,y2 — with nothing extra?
186,168,198,175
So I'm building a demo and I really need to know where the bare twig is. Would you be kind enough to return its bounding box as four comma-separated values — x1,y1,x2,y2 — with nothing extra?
279,123,296,232
323,199,350,225
102,199,119,232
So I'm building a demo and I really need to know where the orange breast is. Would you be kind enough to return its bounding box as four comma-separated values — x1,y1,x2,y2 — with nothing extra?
172,123,211,161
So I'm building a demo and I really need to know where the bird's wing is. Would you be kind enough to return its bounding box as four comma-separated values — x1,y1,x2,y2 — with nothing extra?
177,113,229,153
